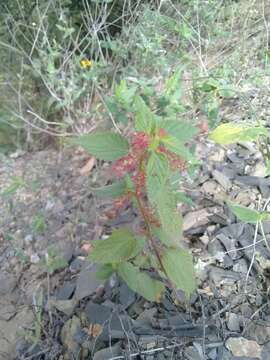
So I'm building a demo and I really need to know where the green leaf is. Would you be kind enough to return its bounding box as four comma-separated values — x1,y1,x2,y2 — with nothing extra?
197,78,219,93
146,152,170,205
152,226,180,247
260,212,270,221
115,80,137,107
95,264,114,280
162,136,196,162
165,68,182,96
227,202,261,223
133,96,155,133
156,186,183,244
89,229,138,264
117,262,165,302
71,132,129,161
91,180,127,199
129,237,146,258
209,123,268,145
175,192,194,206
160,120,198,143
161,247,195,298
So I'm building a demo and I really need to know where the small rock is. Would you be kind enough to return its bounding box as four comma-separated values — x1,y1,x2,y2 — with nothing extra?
50,298,77,316
75,267,102,300
119,282,136,309
208,266,241,286
56,281,76,300
85,302,111,325
70,257,88,272
209,148,226,162
93,342,122,360
226,312,241,332
212,169,232,190
226,337,261,358
137,308,157,326
183,208,211,232
60,316,81,354
250,162,267,177
244,323,270,345
202,180,218,194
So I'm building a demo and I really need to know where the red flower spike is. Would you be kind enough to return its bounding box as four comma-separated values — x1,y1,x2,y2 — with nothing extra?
112,153,137,177
132,132,150,152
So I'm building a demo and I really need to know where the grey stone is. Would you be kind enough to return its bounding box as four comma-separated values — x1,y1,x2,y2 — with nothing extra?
56,281,76,300
244,323,270,345
208,267,241,286
60,316,81,354
75,267,102,300
49,298,77,316
85,302,111,325
227,313,241,332
119,282,136,309
212,169,232,190
93,342,122,360
137,308,157,326
226,337,261,358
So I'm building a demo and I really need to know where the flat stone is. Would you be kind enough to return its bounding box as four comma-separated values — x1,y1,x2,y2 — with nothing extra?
226,312,241,332
93,342,122,360
75,267,102,300
183,208,211,232
226,337,261,358
85,302,112,325
244,323,270,345
49,298,77,317
119,282,136,309
0,307,34,358
60,316,81,354
212,169,232,190
56,281,76,300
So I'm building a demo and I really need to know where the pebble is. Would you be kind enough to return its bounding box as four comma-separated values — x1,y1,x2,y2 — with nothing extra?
75,267,102,300
226,337,261,358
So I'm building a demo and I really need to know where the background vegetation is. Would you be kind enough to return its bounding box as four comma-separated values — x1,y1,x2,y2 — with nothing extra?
1,0,269,153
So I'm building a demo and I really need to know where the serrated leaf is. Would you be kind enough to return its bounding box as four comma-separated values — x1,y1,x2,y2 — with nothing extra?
162,136,195,162
175,191,193,205
227,202,261,223
156,187,183,243
95,264,114,280
209,123,268,145
146,152,169,205
152,226,180,247
117,262,165,302
133,96,155,133
161,247,195,298
160,120,198,143
91,180,126,199
89,229,138,264
129,236,146,258
71,132,129,161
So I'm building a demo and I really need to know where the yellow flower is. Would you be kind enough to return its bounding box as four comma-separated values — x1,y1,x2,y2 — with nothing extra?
80,59,93,69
